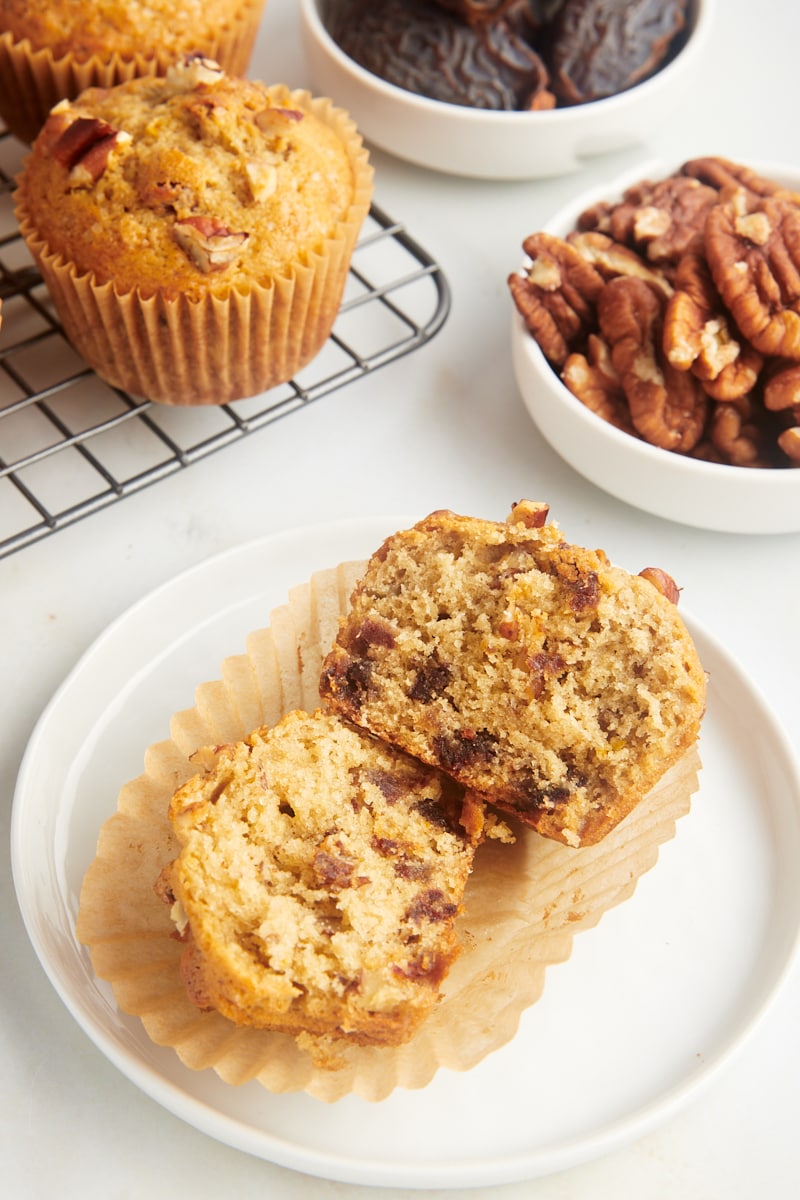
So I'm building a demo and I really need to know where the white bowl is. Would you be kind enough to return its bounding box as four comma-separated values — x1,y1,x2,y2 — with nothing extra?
510,159,800,535
299,0,713,180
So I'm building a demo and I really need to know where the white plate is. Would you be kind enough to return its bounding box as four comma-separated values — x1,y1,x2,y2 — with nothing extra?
11,518,800,1189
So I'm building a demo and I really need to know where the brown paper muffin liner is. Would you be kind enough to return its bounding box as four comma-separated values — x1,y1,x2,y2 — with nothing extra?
76,561,702,1103
14,86,373,405
0,0,267,145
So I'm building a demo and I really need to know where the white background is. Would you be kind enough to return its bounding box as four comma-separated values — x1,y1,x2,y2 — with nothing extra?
2,1,799,1196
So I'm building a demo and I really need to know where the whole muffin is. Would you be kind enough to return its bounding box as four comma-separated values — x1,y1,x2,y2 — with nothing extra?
0,0,267,144
14,57,374,405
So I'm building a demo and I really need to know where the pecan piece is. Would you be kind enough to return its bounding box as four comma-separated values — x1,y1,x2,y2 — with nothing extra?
705,190,800,359
562,333,635,433
509,232,606,367
172,216,248,272
598,276,708,452
638,567,681,604
48,113,131,186
507,499,550,528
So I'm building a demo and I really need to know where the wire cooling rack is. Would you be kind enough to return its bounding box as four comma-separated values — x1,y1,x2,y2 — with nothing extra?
0,130,451,560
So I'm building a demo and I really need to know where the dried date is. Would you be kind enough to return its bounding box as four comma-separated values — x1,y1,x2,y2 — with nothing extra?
547,0,689,105
326,0,553,111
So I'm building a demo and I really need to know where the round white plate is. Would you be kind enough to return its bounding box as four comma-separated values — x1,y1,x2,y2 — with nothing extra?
11,518,800,1189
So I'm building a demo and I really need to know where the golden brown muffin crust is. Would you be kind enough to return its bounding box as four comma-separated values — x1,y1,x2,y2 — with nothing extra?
16,57,358,301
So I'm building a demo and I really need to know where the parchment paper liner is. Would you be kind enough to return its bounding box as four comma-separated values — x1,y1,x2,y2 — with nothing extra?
0,0,267,145
14,87,373,405
76,561,702,1103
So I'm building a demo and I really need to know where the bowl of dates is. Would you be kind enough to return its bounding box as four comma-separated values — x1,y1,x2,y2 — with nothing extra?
508,155,800,533
300,0,712,180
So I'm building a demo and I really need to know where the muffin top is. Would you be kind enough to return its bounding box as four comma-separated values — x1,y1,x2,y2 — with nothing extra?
17,58,366,301
0,0,256,60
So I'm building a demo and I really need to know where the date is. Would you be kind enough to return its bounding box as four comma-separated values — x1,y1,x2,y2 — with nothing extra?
326,0,554,111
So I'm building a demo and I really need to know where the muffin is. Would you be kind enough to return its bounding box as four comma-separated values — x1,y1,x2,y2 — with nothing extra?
14,57,374,405
76,556,701,1100
320,500,707,847
0,0,267,145
159,709,490,1047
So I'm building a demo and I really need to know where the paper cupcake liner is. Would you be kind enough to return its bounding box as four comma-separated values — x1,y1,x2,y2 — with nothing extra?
14,86,373,405
0,0,267,145
76,561,702,1103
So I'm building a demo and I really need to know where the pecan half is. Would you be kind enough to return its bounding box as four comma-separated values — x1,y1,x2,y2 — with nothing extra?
579,175,718,269
598,276,708,451
764,361,800,411
508,232,605,366
562,333,635,433
172,216,248,272
705,190,800,359
680,156,800,208
709,394,773,467
568,230,673,296
663,235,763,399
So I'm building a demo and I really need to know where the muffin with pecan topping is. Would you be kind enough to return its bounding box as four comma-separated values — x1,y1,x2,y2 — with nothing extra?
0,0,267,145
14,57,373,405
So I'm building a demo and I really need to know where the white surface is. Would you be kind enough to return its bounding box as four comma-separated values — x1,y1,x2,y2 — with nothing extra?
510,158,800,534
12,521,800,1189
300,0,713,180
3,2,800,1197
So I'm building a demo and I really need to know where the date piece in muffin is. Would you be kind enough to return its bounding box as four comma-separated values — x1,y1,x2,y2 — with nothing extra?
320,501,706,848
160,709,491,1047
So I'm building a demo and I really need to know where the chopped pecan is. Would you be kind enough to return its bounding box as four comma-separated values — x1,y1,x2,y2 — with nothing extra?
638,567,681,604
165,55,226,90
562,333,635,433
598,276,708,452
508,233,606,366
705,190,800,359
568,230,673,296
48,114,131,186
172,216,248,272
507,499,550,527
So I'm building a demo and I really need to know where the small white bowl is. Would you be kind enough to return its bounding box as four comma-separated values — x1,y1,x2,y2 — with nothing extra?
300,0,713,181
510,159,800,535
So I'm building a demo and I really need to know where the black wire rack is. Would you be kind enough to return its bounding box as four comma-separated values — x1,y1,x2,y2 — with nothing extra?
0,130,451,560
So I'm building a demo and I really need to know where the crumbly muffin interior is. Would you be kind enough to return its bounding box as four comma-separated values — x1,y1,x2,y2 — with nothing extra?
167,710,483,1044
320,505,707,846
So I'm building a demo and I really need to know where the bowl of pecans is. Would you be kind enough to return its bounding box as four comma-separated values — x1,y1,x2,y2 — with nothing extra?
509,155,800,534
300,0,712,181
